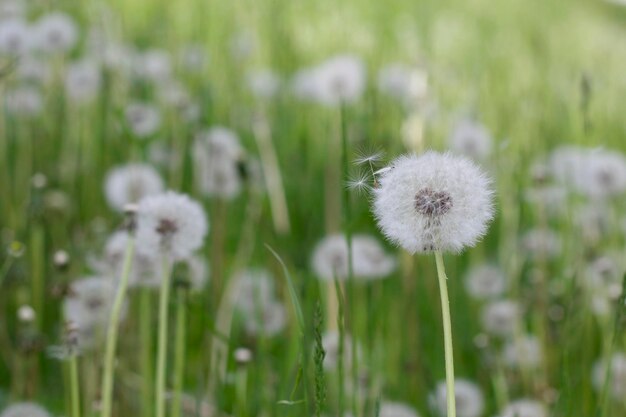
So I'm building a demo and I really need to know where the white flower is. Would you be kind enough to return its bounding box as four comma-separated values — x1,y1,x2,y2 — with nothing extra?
377,64,412,101
430,378,484,417
134,49,172,82
0,402,51,417
481,300,519,338
448,119,493,161
503,335,542,370
244,301,287,336
125,103,161,138
313,54,366,106
379,401,420,417
5,86,43,116
193,126,245,199
34,12,78,53
592,353,626,402
321,331,361,371
464,264,506,300
136,191,208,261
311,234,396,281
248,69,281,99
104,163,164,211
234,269,276,315
373,151,494,254
65,59,101,103
498,399,548,417
520,229,561,260
0,18,33,55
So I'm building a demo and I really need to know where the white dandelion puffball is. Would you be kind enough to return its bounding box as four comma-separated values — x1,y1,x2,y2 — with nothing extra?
481,299,520,338
65,60,102,103
377,63,412,101
100,230,161,288
523,185,568,216
5,86,43,116
234,269,276,315
464,264,506,300
247,69,281,99
136,191,208,260
0,402,51,417
244,301,287,337
134,48,172,82
430,378,485,417
63,276,117,329
503,335,542,370
104,163,164,211
520,229,561,260
125,103,161,138
498,399,548,417
584,256,624,301
379,401,420,417
592,353,626,401
448,118,493,161
373,152,494,254
16,55,52,84
578,149,626,199
317,54,366,105
0,18,33,55
193,126,245,199
34,12,78,53
321,331,361,371
183,255,209,292
311,234,396,281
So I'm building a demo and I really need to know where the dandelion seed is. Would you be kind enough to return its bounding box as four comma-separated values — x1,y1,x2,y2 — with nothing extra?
354,148,385,166
346,170,372,194
135,192,208,261
430,379,485,417
373,151,494,254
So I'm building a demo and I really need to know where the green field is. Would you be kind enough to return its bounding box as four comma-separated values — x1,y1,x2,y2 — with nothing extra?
1,0,626,416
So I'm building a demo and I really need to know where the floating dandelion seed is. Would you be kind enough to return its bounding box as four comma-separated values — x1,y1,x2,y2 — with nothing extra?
354,149,385,166
346,170,372,194
135,191,208,261
373,151,494,254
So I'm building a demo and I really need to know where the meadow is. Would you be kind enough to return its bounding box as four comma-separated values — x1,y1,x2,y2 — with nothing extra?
1,0,626,416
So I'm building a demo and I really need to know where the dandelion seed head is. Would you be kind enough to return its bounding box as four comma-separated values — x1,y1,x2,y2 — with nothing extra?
63,277,118,332
378,401,420,417
247,69,281,99
481,299,519,338
430,379,485,417
311,234,396,281
244,301,287,337
104,163,164,212
136,191,208,261
592,353,626,401
448,119,493,161
498,399,548,417
520,229,561,260
65,59,101,103
503,335,542,370
464,264,506,300
0,18,32,55
5,86,43,116
0,402,51,417
373,151,494,254
133,48,172,82
321,331,362,371
35,12,77,53
125,102,161,138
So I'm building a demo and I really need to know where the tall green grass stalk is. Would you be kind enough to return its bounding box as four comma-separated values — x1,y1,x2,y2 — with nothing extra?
171,286,188,417
69,355,81,417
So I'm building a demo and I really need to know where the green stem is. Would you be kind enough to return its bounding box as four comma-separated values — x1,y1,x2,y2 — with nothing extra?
434,251,456,417
140,289,154,417
69,355,81,417
156,257,173,417
100,236,136,417
170,287,187,417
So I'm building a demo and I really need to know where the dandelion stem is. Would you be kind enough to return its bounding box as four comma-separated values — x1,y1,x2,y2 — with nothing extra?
171,286,187,417
156,256,173,417
434,250,456,417
69,355,81,417
100,236,135,417
140,289,154,417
